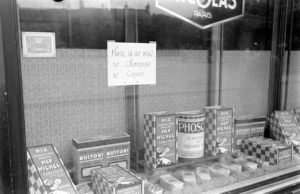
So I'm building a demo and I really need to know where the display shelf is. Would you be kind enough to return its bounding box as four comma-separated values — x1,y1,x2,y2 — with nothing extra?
241,174,300,194
138,153,231,174
75,164,300,194
205,165,300,194
136,153,300,194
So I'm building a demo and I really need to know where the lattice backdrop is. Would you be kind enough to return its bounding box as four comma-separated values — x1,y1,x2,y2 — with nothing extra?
21,49,288,167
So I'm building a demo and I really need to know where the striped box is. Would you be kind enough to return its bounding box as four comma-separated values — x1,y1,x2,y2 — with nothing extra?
27,145,77,194
241,137,293,165
204,106,234,156
234,116,265,149
270,111,300,154
144,112,177,168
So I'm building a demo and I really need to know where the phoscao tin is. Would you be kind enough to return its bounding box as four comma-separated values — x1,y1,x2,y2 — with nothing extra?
176,110,205,161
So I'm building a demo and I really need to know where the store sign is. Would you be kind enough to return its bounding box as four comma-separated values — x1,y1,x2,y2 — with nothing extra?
107,41,156,86
22,32,56,57
156,0,244,29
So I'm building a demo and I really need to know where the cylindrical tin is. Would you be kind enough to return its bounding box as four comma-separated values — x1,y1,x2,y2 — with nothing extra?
176,110,205,161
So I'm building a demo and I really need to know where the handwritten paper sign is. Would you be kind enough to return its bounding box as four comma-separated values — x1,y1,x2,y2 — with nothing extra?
22,32,56,57
107,41,156,86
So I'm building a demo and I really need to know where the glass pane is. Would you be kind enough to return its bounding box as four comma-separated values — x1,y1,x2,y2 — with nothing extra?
18,0,126,168
222,0,272,116
15,0,300,193
135,0,211,148
286,1,300,109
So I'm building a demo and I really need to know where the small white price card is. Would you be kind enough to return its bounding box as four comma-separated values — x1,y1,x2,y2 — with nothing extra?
107,41,156,86
22,32,56,57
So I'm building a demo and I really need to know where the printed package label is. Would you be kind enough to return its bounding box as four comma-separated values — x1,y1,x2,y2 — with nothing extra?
27,144,77,194
72,132,130,184
91,165,144,194
144,112,178,168
177,111,205,159
234,117,265,149
270,111,300,154
241,137,293,165
204,106,234,156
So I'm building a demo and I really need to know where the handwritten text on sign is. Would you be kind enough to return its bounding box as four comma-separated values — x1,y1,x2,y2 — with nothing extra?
107,42,156,86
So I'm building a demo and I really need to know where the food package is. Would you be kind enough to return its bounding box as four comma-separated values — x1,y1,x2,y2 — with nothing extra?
270,110,300,154
204,106,234,156
241,137,293,165
144,112,178,168
159,174,184,191
72,132,130,183
91,165,143,194
27,145,77,194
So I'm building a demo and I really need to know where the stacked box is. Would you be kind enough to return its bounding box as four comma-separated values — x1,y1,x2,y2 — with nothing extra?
204,106,234,156
91,165,144,194
72,132,130,184
234,116,265,149
144,112,177,168
241,137,293,165
27,145,77,194
270,110,300,154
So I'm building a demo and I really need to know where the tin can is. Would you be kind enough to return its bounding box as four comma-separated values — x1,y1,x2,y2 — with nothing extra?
176,110,205,161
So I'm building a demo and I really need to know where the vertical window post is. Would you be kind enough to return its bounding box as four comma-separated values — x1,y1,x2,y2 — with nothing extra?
0,0,27,193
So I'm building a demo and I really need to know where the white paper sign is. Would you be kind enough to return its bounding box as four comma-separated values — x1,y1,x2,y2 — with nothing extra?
22,32,56,58
107,41,156,86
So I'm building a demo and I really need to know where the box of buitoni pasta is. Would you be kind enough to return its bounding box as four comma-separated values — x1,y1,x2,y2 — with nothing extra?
72,132,130,184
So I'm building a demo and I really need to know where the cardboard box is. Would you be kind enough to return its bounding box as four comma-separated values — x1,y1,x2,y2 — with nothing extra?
159,174,184,191
204,106,234,156
72,132,130,184
241,137,293,165
27,144,77,194
144,112,178,168
234,116,265,149
270,110,300,154
91,165,144,194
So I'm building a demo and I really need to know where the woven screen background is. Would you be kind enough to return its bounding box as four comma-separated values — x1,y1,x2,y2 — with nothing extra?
139,50,208,116
286,52,300,109
138,50,271,148
221,51,271,116
21,49,126,166
22,49,271,165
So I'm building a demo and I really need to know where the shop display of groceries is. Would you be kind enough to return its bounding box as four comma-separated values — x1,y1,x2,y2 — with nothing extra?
26,107,300,193
270,110,300,153
80,150,299,194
